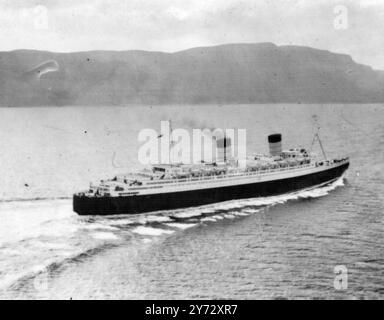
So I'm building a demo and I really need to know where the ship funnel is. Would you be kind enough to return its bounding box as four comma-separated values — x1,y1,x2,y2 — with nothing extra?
216,137,232,164
268,134,282,156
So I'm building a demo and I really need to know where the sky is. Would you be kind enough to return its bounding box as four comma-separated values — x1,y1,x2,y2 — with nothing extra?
0,0,383,69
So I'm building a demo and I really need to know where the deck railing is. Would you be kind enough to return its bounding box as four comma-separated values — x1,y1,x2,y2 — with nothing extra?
144,163,317,185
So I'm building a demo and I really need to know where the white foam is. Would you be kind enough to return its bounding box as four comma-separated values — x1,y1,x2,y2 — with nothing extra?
333,177,345,187
232,178,345,208
132,226,175,236
200,217,217,222
0,273,27,290
91,232,119,240
172,210,202,219
246,198,280,206
144,215,173,223
296,191,313,198
31,263,50,274
0,261,54,290
165,223,197,230
212,215,224,220
242,209,262,214
299,186,333,199
233,212,250,216
223,214,236,219
81,223,119,231
215,203,241,211
108,219,135,226
201,209,216,214
307,189,328,197
129,216,151,225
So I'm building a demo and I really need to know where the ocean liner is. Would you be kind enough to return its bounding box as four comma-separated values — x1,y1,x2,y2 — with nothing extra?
73,133,349,215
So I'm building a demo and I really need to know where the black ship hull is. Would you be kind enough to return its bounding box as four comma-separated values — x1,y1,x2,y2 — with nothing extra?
73,162,349,215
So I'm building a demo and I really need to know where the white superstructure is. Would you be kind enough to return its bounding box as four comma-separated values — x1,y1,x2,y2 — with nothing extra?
86,148,348,197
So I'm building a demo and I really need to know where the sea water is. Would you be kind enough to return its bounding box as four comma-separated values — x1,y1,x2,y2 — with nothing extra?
0,104,383,299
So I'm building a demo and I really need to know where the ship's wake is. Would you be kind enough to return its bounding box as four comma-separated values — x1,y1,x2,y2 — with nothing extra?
0,176,346,295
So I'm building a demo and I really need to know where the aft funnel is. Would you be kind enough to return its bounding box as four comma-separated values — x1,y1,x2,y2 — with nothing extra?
268,134,282,156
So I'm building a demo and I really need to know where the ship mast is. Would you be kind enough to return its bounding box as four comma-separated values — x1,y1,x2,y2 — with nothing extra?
311,126,327,160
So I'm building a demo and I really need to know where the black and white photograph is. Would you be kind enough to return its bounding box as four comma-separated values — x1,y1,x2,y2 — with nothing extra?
0,0,383,302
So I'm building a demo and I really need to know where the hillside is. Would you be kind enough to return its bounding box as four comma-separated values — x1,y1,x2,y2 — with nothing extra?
0,43,383,106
